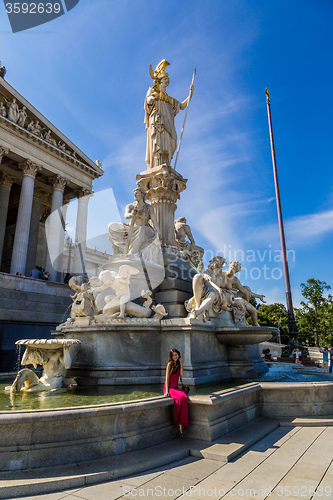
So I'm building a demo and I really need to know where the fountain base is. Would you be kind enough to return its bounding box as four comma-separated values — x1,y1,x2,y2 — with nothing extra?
54,318,275,386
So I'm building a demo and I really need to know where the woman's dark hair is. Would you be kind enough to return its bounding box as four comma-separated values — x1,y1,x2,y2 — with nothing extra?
168,348,181,375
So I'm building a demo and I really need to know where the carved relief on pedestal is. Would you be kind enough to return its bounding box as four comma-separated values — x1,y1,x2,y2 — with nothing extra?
0,171,16,190
21,159,42,179
0,146,10,164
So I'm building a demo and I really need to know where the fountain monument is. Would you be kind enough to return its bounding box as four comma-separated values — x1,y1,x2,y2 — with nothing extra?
53,59,275,387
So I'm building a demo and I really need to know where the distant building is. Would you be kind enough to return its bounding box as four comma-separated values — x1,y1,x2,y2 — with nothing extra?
0,73,103,280
0,70,105,371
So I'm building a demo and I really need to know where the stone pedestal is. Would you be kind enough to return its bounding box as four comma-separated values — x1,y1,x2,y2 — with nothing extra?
136,165,192,317
154,249,195,317
136,164,187,249
55,319,275,386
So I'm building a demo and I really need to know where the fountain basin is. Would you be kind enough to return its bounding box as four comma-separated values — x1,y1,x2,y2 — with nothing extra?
215,326,274,345
1,380,333,471
55,319,276,386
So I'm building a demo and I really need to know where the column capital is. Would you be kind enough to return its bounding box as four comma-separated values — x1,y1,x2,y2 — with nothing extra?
0,146,10,164
0,171,16,189
75,187,93,199
136,165,187,204
50,175,67,193
21,159,42,179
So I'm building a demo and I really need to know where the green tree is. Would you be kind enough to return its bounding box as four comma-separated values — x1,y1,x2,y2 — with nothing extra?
317,295,333,346
257,303,289,344
295,307,315,345
300,279,331,347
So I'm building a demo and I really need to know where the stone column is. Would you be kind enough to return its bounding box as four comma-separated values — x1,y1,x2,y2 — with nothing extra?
10,161,41,275
0,171,16,266
44,175,67,282
25,187,45,276
136,165,187,248
73,189,92,276
136,165,192,318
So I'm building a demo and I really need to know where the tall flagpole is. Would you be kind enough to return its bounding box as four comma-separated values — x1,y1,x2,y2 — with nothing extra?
173,68,196,170
265,88,300,348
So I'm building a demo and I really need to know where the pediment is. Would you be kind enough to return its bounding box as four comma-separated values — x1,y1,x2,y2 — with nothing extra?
0,76,103,178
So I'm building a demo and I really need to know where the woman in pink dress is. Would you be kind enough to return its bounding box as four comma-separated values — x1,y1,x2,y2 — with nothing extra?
163,348,189,435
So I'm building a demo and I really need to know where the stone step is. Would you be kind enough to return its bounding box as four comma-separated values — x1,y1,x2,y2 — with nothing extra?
188,417,279,462
279,417,333,427
0,417,279,499
0,439,190,499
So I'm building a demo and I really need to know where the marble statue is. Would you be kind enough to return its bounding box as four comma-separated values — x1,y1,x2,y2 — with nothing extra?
17,106,27,127
58,141,71,154
186,256,229,318
44,130,57,147
144,60,194,169
0,101,6,117
7,98,19,123
108,187,160,256
27,120,43,137
175,217,204,269
0,62,6,78
27,120,35,133
186,257,266,325
91,266,167,319
68,276,97,319
224,261,266,326
8,339,81,392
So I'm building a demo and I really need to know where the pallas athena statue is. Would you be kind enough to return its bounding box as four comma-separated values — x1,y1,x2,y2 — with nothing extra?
144,60,194,169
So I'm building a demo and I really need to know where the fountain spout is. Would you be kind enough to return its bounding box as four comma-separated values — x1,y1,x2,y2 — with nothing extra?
7,339,81,392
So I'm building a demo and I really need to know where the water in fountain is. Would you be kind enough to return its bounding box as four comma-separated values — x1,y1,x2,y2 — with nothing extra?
1,362,331,411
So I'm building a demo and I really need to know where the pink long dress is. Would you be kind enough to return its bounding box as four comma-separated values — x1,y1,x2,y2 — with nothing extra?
164,367,189,427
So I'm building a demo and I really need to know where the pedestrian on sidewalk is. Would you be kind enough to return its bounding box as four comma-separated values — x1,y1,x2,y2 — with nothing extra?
319,347,329,373
328,345,333,373
292,347,302,364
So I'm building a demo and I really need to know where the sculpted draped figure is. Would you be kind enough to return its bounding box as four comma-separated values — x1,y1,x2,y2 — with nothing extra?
174,217,204,269
186,257,265,325
108,187,160,256
144,60,194,169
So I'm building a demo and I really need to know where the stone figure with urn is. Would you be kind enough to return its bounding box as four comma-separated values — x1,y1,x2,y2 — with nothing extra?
7,339,81,392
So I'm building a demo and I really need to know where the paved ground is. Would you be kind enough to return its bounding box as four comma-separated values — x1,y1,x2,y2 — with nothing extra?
14,425,333,500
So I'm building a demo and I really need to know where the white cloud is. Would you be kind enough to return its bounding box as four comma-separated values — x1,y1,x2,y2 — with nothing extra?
252,209,333,248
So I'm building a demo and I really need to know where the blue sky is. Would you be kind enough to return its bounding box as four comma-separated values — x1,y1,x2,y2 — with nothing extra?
1,0,332,307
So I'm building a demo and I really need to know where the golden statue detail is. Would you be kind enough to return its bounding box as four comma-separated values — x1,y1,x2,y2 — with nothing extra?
265,87,270,104
144,60,194,169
